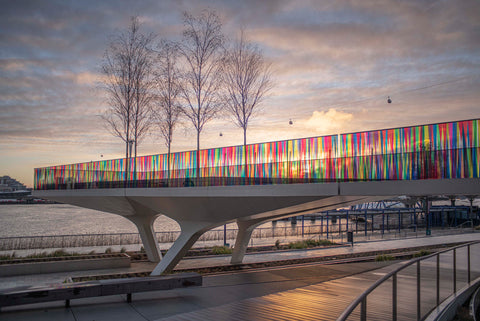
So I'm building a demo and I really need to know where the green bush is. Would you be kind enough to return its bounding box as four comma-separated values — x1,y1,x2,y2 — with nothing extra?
413,250,431,257
51,249,70,257
304,239,318,247
211,246,232,255
288,241,307,249
275,240,281,249
375,254,395,262
288,239,335,249
120,247,127,253
105,247,113,254
317,239,335,246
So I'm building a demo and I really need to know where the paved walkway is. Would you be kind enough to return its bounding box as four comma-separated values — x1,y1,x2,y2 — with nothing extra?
0,232,479,320
1,232,479,290
177,232,480,270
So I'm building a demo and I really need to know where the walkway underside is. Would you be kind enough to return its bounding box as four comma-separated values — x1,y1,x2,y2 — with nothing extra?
34,178,480,274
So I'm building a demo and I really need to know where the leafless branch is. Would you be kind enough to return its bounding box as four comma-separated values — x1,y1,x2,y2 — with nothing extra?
223,29,273,147
101,16,155,181
152,41,183,177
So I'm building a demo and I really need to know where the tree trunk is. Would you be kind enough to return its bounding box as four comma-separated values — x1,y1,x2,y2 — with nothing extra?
125,118,130,188
196,131,200,186
167,144,171,183
125,141,129,187
134,140,137,186
244,127,248,181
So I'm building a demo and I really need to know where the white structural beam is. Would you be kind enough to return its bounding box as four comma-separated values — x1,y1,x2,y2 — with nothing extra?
33,178,480,274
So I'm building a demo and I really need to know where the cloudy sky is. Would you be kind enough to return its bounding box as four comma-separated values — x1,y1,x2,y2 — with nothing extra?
1,0,479,187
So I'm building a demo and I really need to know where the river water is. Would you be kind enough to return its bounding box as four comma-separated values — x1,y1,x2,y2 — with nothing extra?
1,197,477,238
0,204,298,237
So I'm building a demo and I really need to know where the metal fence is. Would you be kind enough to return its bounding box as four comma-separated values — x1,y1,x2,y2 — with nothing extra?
0,210,474,251
337,241,480,321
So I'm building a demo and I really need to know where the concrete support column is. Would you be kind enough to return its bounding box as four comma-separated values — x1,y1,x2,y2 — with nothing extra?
126,215,162,263
231,219,263,265
151,221,212,275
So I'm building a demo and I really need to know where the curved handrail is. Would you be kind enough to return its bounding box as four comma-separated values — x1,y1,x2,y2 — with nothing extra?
337,240,479,321
455,220,474,228
471,285,480,321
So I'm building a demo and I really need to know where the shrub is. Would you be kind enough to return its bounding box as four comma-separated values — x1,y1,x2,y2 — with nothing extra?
375,254,395,262
413,250,431,257
317,239,335,246
304,239,319,247
211,246,232,255
288,239,335,249
288,241,307,249
120,247,127,253
140,246,145,253
105,247,113,254
52,249,69,257
275,240,281,249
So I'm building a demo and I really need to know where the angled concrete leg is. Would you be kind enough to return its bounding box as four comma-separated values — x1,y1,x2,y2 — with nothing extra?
126,215,162,263
151,221,212,275
231,219,263,264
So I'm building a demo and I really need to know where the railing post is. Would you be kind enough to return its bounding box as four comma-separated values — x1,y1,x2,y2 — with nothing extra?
436,254,440,306
364,210,367,237
393,273,397,321
417,261,421,321
468,244,471,284
382,210,385,236
453,248,456,293
302,215,304,238
321,215,323,236
327,213,329,239
371,213,374,233
224,224,227,246
361,296,367,321
398,210,401,233
346,212,349,232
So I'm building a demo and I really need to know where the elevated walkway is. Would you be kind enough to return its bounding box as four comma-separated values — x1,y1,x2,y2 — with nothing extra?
33,119,480,275
34,179,480,275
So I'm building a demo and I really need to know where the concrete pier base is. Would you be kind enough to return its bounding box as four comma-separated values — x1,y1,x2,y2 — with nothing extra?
231,219,264,264
126,215,162,263
151,221,214,275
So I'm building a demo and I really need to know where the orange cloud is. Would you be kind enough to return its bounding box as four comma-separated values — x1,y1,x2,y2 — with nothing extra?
304,109,354,135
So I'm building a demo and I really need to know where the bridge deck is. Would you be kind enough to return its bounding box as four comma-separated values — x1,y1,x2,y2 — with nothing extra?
161,259,479,321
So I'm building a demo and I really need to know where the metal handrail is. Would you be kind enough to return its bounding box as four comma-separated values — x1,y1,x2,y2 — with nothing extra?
337,240,479,321
470,285,480,321
455,220,474,228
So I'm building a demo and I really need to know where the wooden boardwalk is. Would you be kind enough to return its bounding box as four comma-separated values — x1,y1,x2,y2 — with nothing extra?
160,252,480,321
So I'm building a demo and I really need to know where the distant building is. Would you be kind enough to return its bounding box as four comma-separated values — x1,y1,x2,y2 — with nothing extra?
0,176,31,200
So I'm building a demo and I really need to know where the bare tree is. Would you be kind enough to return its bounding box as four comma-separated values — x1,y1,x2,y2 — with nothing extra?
223,30,273,175
101,16,154,182
179,10,225,182
153,41,183,180
131,22,155,180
